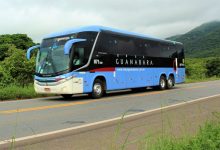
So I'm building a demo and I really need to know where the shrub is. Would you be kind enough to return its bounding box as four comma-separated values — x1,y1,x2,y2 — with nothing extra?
0,44,13,61
206,58,220,77
185,58,207,79
1,45,35,87
0,65,14,87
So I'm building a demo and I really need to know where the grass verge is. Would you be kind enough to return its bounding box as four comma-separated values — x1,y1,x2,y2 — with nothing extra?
185,77,220,83
0,84,54,101
115,112,220,150
144,114,220,150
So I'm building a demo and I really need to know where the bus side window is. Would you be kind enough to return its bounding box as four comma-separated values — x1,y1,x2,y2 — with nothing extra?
170,46,178,58
142,40,151,56
114,35,135,56
73,48,84,66
94,32,116,55
178,46,184,60
77,31,97,61
133,38,146,56
147,41,160,57
160,43,171,58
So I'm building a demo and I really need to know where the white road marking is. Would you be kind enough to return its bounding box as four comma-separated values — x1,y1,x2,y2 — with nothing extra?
1,93,220,145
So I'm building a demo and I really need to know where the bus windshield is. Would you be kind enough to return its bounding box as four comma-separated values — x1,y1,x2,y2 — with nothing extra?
36,36,75,76
36,32,98,76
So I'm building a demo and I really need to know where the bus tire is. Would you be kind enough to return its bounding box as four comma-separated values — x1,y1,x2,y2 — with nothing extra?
159,76,167,90
91,79,105,99
167,76,175,89
61,94,73,99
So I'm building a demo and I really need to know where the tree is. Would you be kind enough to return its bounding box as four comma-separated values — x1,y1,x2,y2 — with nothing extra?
0,65,13,87
0,34,36,87
11,34,35,50
0,34,34,50
0,44,13,61
1,45,35,87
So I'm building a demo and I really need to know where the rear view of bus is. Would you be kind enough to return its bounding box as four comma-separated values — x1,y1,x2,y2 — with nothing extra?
27,26,185,99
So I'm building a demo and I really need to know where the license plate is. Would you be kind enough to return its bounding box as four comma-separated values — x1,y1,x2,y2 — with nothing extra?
44,88,51,92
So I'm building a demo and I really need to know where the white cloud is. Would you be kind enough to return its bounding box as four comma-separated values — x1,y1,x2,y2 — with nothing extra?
0,0,220,42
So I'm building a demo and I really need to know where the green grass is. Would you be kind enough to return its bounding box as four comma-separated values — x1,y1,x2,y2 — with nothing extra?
114,112,220,150
185,76,220,83
144,116,220,150
0,84,53,101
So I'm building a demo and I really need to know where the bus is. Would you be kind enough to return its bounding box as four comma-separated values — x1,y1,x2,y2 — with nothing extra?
27,26,185,99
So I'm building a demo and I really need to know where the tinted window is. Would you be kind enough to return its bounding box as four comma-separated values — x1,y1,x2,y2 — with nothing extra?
146,40,161,57
95,32,185,59
177,45,184,59
70,32,97,70
94,32,117,55
162,43,179,58
158,43,168,58
77,32,97,45
95,32,137,56
146,42,181,58
115,35,136,55
133,38,149,56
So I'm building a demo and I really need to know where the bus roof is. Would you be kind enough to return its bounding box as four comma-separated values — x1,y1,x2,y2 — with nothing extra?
44,25,182,45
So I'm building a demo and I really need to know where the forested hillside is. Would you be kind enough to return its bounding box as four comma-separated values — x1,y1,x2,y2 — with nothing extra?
167,21,220,57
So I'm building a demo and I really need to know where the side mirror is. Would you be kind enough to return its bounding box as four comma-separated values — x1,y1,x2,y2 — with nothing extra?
64,39,86,55
27,45,40,60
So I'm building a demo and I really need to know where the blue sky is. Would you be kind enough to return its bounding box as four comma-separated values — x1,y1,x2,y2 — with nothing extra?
0,0,220,42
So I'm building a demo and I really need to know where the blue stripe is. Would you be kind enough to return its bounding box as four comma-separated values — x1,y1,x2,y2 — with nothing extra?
35,68,185,93
81,68,185,93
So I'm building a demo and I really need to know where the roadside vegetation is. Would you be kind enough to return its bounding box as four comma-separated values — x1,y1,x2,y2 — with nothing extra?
185,57,220,83
113,112,220,150
140,113,220,150
0,34,220,100
0,34,51,100
0,85,51,100
144,119,220,150
0,34,39,100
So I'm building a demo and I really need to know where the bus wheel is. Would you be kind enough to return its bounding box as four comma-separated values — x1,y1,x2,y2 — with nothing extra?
91,79,105,99
167,76,175,89
159,76,167,90
61,94,73,99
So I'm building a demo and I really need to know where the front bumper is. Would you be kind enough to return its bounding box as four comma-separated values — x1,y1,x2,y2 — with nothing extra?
34,77,83,94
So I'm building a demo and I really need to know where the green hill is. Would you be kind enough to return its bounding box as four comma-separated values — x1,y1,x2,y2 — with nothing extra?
167,21,220,58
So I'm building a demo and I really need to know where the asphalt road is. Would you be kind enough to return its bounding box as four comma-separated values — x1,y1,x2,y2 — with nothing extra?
0,80,220,149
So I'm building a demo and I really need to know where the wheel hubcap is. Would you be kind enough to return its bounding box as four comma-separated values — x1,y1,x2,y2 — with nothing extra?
168,79,173,87
161,79,165,88
94,83,102,95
